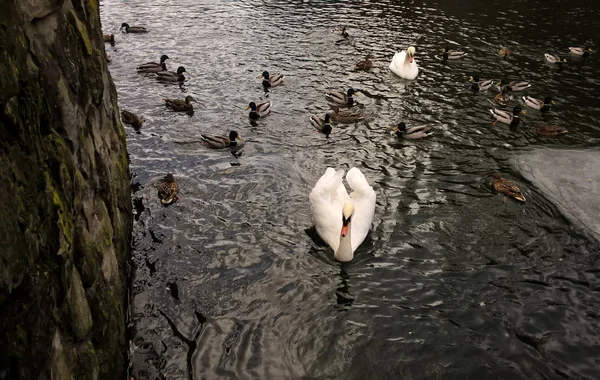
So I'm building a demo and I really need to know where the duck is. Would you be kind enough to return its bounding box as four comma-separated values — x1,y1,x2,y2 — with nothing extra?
325,88,359,106
535,124,568,137
568,47,592,56
487,170,526,202
545,53,566,64
247,101,271,119
498,79,531,92
309,167,376,262
103,34,115,45
328,105,364,123
490,106,525,127
121,110,142,132
201,131,242,149
341,26,349,39
310,113,333,136
391,122,433,139
389,46,418,80
469,75,493,92
156,173,179,205
523,96,554,112
258,71,284,88
499,47,511,58
443,47,467,60
120,23,148,33
137,55,169,73
156,66,186,82
355,55,374,71
494,86,510,106
164,95,195,112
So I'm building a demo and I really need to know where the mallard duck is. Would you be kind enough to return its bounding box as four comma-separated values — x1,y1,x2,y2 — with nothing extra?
490,106,525,127
120,23,148,33
355,55,373,71
523,96,554,112
247,101,271,119
328,105,364,123
535,124,568,137
568,47,592,56
103,34,115,45
258,71,284,88
325,88,359,106
469,75,493,92
156,173,179,205
494,86,510,106
156,66,186,82
391,122,433,139
201,131,242,149
137,55,169,73
499,47,511,58
389,46,418,80
498,79,531,92
545,53,566,64
487,170,526,202
443,47,467,60
309,167,376,262
310,113,333,136
164,95,195,112
121,110,142,131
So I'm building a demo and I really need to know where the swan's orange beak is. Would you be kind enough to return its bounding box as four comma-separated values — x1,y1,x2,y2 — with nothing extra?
409,56,414,63
341,223,349,237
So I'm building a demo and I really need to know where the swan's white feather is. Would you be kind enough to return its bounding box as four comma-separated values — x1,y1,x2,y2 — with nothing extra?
346,168,377,251
389,49,419,80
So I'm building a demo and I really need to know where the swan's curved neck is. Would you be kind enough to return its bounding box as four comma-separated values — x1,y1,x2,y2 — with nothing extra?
335,227,353,262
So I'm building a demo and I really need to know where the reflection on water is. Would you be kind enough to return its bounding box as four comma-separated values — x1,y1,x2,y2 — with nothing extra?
101,0,600,378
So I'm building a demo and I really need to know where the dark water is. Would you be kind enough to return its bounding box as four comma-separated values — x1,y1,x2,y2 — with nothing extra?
100,0,600,379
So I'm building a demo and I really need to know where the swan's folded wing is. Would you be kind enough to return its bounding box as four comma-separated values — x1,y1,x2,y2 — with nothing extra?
309,168,347,251
346,167,377,251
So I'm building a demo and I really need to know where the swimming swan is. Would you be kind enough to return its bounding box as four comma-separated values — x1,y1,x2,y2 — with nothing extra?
309,167,376,262
389,46,418,80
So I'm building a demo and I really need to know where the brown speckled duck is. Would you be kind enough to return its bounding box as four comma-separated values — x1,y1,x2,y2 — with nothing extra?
487,170,526,202
121,110,142,132
156,173,179,205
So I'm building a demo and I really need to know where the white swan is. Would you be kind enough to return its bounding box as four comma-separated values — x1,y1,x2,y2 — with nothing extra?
309,167,376,262
389,46,418,80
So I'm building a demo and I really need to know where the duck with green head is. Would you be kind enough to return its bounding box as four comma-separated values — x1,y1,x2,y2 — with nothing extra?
568,47,592,56
258,71,284,88
490,106,525,127
469,75,493,92
120,23,148,33
443,47,467,60
201,131,242,149
246,101,272,119
498,79,531,92
523,96,554,112
310,113,333,136
137,55,169,73
391,122,433,139
325,88,359,106
156,66,186,82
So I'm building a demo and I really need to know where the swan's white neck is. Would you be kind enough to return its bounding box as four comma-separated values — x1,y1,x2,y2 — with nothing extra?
335,226,353,262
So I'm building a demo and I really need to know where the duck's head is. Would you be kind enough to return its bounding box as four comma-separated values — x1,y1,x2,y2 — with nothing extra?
544,96,555,105
443,47,450,53
258,71,270,79
160,55,170,63
341,201,355,237
120,23,130,29
176,66,186,74
324,113,332,123
228,131,242,141
164,173,175,182
487,170,501,180
328,105,340,113
470,75,480,82
347,88,357,97
407,46,416,62
512,106,525,116
585,47,593,52
246,102,257,111
393,122,407,134
497,78,510,87
184,95,195,104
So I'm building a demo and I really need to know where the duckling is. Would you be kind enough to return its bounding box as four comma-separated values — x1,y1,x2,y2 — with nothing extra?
258,71,284,88
498,79,531,92
490,106,525,127
137,55,169,73
568,47,592,56
494,86,510,106
156,173,179,205
246,101,271,119
121,110,142,132
355,55,374,71
325,88,359,106
469,75,493,92
328,105,364,123
443,47,467,60
535,124,568,136
201,131,242,149
391,122,433,139
523,96,554,112
120,23,148,33
487,170,526,202
156,66,186,82
310,113,333,136
164,95,195,112
103,34,115,45
499,47,511,58
545,53,567,64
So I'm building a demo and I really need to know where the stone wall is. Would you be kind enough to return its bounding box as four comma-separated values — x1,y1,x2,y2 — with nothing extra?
0,0,132,378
